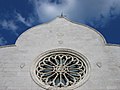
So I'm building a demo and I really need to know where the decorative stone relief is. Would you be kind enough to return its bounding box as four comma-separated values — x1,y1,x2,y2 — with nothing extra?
31,49,90,90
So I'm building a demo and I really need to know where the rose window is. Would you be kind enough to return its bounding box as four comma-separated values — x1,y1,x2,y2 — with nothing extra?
31,49,90,90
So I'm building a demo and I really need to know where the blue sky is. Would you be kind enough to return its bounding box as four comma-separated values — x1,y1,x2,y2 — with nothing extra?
0,0,120,46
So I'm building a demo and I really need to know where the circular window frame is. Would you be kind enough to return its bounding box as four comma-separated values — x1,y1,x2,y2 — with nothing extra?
30,48,91,90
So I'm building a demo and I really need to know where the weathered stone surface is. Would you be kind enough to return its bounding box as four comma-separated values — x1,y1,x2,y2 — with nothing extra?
0,18,120,90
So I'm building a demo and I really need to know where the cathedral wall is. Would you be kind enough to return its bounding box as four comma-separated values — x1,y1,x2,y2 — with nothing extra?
0,18,120,90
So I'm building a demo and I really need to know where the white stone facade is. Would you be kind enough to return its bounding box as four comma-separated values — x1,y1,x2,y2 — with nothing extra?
0,18,120,90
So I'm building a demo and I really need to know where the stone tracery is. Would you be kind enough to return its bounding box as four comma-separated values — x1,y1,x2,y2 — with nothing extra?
33,49,89,89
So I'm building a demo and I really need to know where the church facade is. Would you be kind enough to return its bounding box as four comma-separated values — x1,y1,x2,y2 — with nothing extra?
0,17,120,90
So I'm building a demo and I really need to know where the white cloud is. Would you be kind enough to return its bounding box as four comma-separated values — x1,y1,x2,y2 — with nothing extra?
0,11,34,36
30,0,120,27
0,20,18,36
65,0,120,27
0,36,7,46
15,12,33,27
30,0,76,22
0,20,18,30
